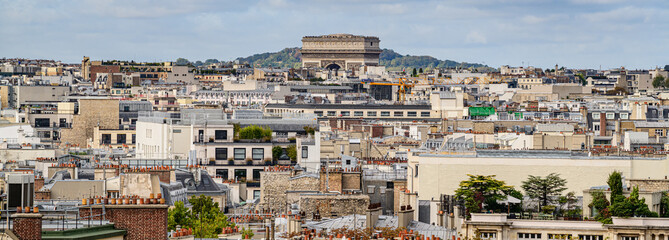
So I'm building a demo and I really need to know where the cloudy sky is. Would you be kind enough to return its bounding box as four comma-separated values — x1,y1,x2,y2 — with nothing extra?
1,0,667,69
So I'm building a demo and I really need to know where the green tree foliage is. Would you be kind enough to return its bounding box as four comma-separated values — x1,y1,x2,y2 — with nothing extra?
175,58,190,66
286,145,297,161
204,59,220,65
607,171,624,204
590,171,658,223
412,68,418,77
419,68,423,74
455,174,515,215
652,75,665,88
588,190,612,224
234,48,489,71
576,73,587,86
661,193,669,217
558,191,580,218
303,126,316,135
272,146,283,161
235,48,302,69
241,227,254,239
521,173,567,208
189,195,234,238
168,201,191,231
610,186,658,217
168,196,234,238
238,125,272,141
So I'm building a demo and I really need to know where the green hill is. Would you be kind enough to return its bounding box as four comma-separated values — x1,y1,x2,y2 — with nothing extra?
235,48,488,70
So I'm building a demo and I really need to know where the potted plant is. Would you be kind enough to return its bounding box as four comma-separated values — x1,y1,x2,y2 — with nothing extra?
246,158,253,166
228,158,234,165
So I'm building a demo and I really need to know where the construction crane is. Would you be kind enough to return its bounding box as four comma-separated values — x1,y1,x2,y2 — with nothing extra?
361,78,415,103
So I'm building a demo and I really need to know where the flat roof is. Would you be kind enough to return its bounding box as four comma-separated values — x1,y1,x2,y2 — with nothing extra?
265,103,431,110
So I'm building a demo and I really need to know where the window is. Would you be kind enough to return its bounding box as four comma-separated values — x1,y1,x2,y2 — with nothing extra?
253,169,261,181
215,148,228,160
592,112,600,119
341,111,350,116
620,237,638,240
173,129,181,133
117,134,126,144
518,233,541,239
327,111,336,116
234,148,246,160
302,146,308,159
606,112,615,119
594,124,600,131
102,134,111,144
578,235,603,240
549,234,572,240
479,232,496,240
367,111,377,117
34,118,50,128
655,129,664,137
253,190,261,199
315,111,323,117
421,111,431,117
381,111,390,117
394,111,404,117
407,111,417,117
367,185,375,194
132,134,136,144
620,112,629,119
216,169,228,179
252,148,264,160
234,169,247,181
215,130,228,140
354,111,364,117
146,129,152,138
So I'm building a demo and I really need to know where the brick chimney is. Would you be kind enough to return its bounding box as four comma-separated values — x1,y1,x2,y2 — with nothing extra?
12,213,43,240
600,111,606,136
79,204,168,239
34,177,44,192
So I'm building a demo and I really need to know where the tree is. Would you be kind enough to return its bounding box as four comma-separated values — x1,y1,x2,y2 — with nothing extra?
286,145,297,162
610,186,658,217
168,201,191,231
558,191,579,218
419,68,423,74
607,171,624,205
412,68,417,77
303,126,316,135
175,58,190,66
588,190,611,223
272,146,283,161
664,77,669,89
238,125,272,141
661,193,669,217
455,174,515,215
653,75,665,88
521,173,567,208
189,195,234,238
204,59,220,65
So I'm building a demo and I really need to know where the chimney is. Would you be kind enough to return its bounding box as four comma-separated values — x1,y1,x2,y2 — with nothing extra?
398,205,415,228
600,112,606,136
366,203,382,228
12,212,43,240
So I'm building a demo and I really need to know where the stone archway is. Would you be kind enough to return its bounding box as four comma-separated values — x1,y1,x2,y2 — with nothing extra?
325,63,342,71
